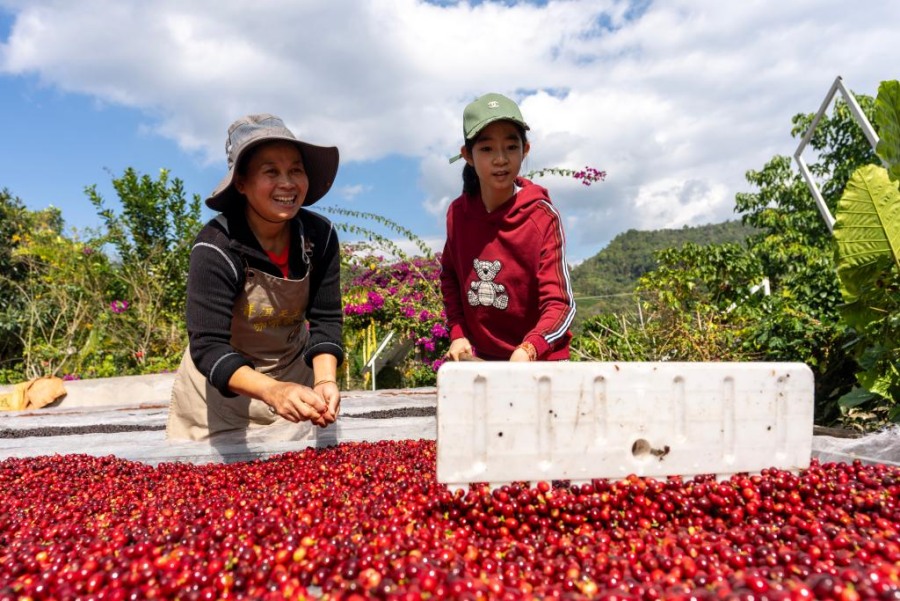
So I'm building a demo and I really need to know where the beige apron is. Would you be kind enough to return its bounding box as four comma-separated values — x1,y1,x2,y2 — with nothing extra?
167,264,315,441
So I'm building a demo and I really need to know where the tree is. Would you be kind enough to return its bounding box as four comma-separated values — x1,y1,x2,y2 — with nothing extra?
572,93,879,426
735,93,878,423
568,221,756,328
0,169,203,383
573,242,765,364
830,80,900,422
0,205,117,380
0,189,42,363
0,194,73,379
86,168,203,321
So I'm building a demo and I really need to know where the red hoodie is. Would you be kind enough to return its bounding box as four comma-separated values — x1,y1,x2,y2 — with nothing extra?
439,177,575,361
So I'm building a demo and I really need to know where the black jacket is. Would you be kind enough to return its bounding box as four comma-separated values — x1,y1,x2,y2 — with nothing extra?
185,205,344,396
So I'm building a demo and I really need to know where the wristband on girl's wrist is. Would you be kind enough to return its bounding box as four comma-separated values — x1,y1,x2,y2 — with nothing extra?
515,341,537,361
314,379,337,387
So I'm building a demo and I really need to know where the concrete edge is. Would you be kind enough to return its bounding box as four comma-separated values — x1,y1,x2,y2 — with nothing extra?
1,373,436,410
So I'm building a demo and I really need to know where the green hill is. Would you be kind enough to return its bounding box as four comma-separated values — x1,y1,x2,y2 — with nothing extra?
570,220,755,326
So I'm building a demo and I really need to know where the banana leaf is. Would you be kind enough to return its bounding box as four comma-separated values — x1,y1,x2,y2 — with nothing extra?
875,80,900,182
833,164,900,303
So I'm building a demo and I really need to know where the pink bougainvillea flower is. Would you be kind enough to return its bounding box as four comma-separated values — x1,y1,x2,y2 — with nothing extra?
573,165,607,186
367,291,385,309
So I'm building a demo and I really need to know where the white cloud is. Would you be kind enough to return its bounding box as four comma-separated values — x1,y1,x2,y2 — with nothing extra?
2,0,899,260
632,177,730,230
336,183,371,201
342,235,444,261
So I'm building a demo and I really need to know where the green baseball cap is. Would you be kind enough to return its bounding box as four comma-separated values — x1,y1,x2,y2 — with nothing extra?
449,93,530,163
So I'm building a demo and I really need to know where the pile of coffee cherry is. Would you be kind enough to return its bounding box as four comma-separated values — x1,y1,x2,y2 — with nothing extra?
0,439,897,600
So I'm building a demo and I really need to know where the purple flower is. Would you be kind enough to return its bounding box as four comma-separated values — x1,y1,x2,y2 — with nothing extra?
367,291,385,309
344,300,378,316
110,300,129,314
62,374,81,381
431,322,449,338
572,165,607,187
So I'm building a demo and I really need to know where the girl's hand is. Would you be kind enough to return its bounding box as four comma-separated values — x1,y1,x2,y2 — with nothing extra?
446,337,474,361
510,341,536,362
509,347,532,362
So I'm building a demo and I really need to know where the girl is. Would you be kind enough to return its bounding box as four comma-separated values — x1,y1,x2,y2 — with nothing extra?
440,93,576,362
167,114,343,441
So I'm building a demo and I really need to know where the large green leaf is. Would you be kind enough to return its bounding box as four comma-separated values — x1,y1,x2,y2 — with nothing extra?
875,80,900,181
833,164,900,301
839,296,885,330
838,387,875,410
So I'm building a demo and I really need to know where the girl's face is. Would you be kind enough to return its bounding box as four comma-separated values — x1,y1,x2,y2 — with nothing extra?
463,120,529,200
235,141,308,224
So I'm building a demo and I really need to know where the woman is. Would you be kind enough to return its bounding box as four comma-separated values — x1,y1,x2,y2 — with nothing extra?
167,114,343,441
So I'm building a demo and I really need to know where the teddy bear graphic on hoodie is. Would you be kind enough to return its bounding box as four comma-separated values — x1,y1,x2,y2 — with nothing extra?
467,258,509,310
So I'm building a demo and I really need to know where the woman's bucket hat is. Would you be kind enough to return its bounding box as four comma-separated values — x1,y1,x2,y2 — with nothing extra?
206,113,339,211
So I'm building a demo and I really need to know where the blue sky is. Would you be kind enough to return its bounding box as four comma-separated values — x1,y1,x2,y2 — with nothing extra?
2,0,899,263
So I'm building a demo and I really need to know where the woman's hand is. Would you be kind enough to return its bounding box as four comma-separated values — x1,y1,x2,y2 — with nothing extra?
228,366,330,426
264,381,332,427
311,354,340,426
445,337,474,361
314,380,341,422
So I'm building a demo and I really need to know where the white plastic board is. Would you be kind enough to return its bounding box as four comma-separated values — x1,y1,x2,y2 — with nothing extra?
436,362,815,489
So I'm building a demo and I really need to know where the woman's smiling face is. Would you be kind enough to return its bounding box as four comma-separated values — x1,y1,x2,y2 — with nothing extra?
235,140,309,224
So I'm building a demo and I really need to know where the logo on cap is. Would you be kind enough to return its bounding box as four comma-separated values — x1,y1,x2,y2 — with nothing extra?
487,101,500,109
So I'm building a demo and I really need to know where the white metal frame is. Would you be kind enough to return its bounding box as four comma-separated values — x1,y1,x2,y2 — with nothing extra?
364,331,394,391
793,76,880,233
726,277,770,314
